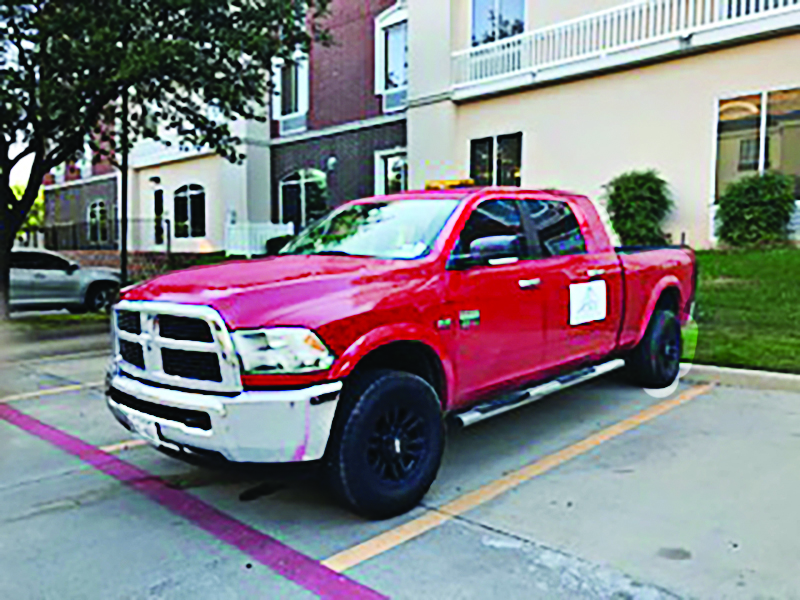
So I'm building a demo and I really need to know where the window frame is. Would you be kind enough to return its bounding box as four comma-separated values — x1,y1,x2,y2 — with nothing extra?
712,84,800,242
470,0,526,47
173,184,206,239
375,3,409,113
271,54,309,135
374,147,409,195
86,200,109,244
469,132,523,187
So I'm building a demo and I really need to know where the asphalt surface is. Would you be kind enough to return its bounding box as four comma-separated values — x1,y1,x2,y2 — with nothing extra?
2,346,800,599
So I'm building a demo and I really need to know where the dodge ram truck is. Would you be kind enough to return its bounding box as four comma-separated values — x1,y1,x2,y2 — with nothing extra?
106,187,696,519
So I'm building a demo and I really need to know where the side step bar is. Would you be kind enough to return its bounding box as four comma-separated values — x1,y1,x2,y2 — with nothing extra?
453,359,626,428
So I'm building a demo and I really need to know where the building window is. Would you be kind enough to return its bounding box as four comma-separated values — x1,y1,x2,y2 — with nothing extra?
87,201,109,244
375,3,408,113
154,189,165,245
174,184,206,238
272,55,309,135
375,149,408,195
738,138,759,171
278,169,329,232
717,88,800,200
472,0,525,47
469,133,522,186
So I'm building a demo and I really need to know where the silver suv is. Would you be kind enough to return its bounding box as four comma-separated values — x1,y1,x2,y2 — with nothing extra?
10,249,120,313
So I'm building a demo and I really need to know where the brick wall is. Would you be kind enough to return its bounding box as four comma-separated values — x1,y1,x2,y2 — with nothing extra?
309,0,398,130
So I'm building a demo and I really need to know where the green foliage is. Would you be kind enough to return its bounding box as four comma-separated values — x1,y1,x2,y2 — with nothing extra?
11,183,44,230
0,0,332,238
603,170,673,246
716,171,797,247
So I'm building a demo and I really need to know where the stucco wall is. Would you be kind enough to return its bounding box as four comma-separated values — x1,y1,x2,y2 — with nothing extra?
130,155,234,253
410,33,800,248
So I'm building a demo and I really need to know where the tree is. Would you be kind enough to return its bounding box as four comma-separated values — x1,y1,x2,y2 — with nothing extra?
0,0,331,318
11,183,44,233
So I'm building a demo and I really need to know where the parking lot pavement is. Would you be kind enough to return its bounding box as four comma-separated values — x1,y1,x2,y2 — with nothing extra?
3,353,800,598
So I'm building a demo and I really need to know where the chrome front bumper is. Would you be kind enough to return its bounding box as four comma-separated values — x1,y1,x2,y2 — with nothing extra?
106,373,342,463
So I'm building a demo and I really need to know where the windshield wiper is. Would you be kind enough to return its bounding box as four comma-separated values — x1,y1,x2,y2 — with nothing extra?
315,250,354,256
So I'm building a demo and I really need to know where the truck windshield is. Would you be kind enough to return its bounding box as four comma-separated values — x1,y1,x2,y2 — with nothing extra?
279,199,461,260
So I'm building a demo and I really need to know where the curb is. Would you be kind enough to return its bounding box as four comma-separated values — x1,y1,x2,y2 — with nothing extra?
681,363,800,393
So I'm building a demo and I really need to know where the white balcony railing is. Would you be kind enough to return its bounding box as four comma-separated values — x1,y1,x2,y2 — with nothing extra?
453,0,800,90
225,222,295,257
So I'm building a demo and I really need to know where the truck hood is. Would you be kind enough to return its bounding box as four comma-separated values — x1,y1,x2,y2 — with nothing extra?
122,255,430,330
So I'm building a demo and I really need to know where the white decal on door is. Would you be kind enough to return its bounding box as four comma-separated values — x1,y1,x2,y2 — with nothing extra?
569,280,607,326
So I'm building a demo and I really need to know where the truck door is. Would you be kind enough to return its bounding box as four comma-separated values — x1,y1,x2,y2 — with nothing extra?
445,199,546,406
520,199,623,369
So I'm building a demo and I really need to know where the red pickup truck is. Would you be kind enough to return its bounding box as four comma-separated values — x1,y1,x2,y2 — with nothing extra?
107,187,695,519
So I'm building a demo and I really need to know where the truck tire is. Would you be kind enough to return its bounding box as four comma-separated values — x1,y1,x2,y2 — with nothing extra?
325,369,445,520
626,308,682,389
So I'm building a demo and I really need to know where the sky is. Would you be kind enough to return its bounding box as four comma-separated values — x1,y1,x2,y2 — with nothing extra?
9,143,35,187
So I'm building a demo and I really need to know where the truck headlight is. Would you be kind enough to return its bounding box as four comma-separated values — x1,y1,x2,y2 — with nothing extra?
231,328,335,374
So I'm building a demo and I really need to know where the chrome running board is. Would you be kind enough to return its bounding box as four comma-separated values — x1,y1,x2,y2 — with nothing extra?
453,359,626,428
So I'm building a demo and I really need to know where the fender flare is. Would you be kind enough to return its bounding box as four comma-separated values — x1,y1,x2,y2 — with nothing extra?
329,322,455,408
633,275,682,346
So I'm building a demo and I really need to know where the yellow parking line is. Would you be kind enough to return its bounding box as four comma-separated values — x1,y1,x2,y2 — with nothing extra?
99,439,148,453
321,383,715,573
0,381,105,404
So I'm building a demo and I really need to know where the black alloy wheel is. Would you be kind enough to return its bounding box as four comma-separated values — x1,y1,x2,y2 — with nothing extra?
325,369,445,520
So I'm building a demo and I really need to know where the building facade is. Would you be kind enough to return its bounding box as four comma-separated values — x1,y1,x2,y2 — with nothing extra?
269,0,409,235
125,0,410,256
407,0,800,248
42,140,119,252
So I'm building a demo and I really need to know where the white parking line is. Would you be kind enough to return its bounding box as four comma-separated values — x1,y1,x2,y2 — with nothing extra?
99,439,148,453
0,382,105,404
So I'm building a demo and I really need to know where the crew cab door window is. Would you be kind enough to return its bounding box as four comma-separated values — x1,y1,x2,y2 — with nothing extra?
451,199,525,267
521,199,621,367
445,199,544,405
524,199,587,258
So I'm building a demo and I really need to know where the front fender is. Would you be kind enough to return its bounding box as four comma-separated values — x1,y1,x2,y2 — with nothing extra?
329,322,455,407
634,275,681,346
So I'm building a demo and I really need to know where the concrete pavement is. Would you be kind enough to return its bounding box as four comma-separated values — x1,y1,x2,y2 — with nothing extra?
2,351,800,598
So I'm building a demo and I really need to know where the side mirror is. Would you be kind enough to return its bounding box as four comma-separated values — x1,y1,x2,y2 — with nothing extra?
447,235,520,270
66,262,80,274
469,235,520,262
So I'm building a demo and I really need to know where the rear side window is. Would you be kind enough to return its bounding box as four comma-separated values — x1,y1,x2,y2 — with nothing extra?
522,200,587,258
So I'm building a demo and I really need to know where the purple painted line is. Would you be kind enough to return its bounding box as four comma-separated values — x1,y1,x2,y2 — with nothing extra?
0,404,387,600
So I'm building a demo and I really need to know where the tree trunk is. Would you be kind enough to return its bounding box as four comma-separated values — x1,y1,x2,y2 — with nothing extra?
0,186,12,321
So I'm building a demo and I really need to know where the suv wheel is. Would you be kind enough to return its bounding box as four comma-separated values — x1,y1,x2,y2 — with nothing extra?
626,308,682,389
325,369,445,520
86,283,116,313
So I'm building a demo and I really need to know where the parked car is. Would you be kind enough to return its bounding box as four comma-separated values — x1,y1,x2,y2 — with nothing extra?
10,249,120,313
106,186,696,519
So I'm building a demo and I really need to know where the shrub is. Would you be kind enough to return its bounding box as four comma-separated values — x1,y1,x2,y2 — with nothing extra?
603,170,673,246
716,171,796,247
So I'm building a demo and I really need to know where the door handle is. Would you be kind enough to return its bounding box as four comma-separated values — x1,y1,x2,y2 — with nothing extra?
583,269,606,278
33,273,46,279
518,278,541,289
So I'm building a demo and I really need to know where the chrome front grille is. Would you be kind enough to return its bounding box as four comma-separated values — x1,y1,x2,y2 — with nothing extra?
112,301,242,393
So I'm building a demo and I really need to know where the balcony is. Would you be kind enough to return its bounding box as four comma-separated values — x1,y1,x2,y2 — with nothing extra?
452,0,800,100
